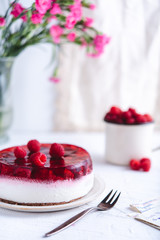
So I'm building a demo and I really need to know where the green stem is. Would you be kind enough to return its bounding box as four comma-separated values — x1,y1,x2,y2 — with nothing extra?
4,0,18,18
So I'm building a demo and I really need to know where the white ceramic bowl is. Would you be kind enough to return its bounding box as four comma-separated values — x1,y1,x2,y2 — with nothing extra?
105,122,154,165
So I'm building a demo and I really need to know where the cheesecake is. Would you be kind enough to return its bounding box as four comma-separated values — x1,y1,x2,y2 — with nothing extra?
0,143,94,206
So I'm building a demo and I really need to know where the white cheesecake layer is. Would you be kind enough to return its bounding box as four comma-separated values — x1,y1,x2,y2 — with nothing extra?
0,173,94,204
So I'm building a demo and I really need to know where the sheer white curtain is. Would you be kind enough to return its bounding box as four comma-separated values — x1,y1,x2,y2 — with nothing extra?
55,0,160,131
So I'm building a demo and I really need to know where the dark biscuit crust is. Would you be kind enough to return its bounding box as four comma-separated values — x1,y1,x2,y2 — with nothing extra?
0,196,82,206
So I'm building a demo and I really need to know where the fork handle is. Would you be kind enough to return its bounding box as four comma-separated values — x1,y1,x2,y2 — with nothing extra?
44,207,96,237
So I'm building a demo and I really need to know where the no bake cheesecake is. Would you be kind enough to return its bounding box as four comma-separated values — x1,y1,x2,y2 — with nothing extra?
0,143,94,206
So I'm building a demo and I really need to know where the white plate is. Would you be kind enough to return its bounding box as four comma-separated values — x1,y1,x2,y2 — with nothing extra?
0,176,106,212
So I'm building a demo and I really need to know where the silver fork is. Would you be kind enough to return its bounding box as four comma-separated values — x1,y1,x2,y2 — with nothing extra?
44,190,121,237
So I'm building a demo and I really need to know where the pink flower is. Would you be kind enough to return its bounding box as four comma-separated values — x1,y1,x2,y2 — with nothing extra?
49,77,60,83
21,14,27,22
94,34,111,53
11,3,23,17
84,17,93,27
65,14,76,29
0,17,5,27
89,4,96,10
35,0,51,14
50,3,62,15
50,25,64,43
31,12,43,24
67,32,76,42
69,3,82,21
11,3,27,22
87,34,111,58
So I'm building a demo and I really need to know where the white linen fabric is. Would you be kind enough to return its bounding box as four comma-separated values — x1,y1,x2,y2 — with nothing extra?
55,0,160,131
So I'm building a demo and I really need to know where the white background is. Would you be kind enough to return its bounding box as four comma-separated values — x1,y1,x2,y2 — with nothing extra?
1,0,160,132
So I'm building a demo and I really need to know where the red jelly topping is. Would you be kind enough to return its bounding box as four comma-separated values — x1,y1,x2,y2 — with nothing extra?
0,144,92,181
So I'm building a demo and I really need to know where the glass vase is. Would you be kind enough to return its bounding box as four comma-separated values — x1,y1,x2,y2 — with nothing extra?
0,57,14,143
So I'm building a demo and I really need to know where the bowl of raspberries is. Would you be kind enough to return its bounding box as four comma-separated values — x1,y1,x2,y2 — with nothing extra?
104,106,154,167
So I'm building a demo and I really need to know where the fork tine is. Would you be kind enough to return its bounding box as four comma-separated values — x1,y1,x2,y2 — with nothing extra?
110,192,121,206
101,189,113,203
107,190,117,204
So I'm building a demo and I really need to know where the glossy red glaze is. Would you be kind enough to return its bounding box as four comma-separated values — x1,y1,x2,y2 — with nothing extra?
0,144,92,181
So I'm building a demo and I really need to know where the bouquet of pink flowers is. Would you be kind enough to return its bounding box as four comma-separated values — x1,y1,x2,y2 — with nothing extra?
0,0,110,80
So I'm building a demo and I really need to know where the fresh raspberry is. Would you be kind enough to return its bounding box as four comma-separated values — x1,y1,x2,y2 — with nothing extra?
140,158,151,172
143,114,153,122
122,111,132,120
126,118,135,124
104,113,112,122
14,147,27,159
116,118,123,124
135,114,147,124
128,108,137,117
104,106,153,125
129,159,140,170
104,111,123,124
27,139,40,153
110,106,122,115
49,143,65,158
29,152,47,166
110,114,118,122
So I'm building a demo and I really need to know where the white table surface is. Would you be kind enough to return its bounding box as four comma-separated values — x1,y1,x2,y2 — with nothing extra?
0,131,160,240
